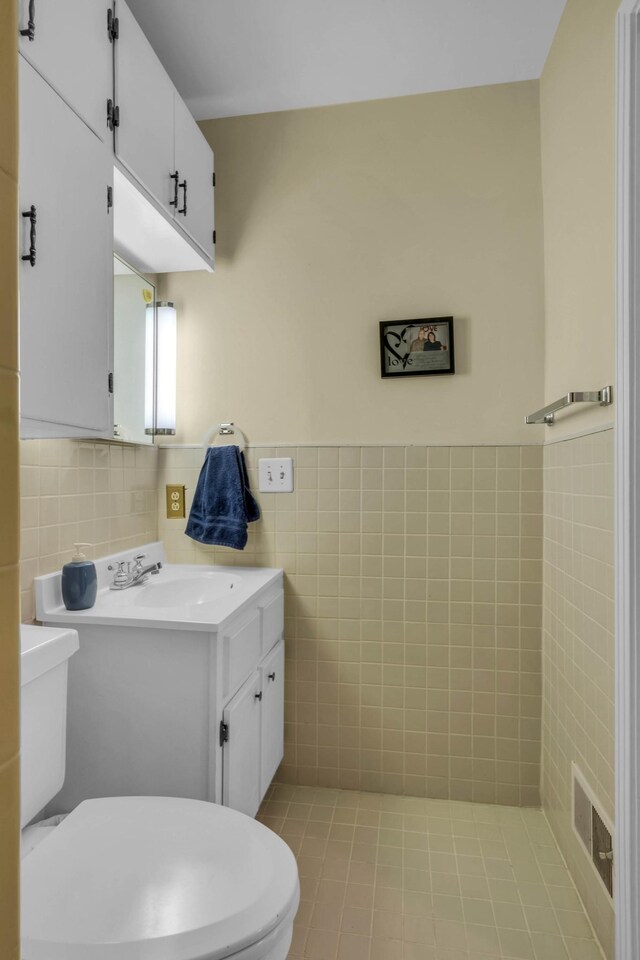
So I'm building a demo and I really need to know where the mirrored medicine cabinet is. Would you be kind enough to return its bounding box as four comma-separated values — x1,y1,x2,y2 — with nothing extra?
112,255,156,445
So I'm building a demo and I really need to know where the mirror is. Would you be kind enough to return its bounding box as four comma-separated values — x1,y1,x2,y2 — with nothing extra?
113,255,155,445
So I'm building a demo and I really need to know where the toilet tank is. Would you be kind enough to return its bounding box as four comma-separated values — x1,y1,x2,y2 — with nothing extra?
20,625,79,827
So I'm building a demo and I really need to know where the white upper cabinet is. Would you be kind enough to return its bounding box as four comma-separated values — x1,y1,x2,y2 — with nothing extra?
114,0,215,265
113,0,175,216
19,58,112,437
17,0,213,438
174,94,215,259
18,0,111,142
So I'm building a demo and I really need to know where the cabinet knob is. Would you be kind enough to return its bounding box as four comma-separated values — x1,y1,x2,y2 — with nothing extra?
268,672,276,681
254,691,263,701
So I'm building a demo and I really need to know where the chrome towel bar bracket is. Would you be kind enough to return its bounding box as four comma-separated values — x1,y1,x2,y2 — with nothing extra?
202,422,248,451
525,386,613,425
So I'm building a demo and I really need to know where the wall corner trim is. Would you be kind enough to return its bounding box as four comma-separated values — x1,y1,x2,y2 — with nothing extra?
615,2,640,957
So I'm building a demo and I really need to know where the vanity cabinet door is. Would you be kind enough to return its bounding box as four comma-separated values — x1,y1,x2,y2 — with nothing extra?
19,58,112,437
114,0,176,216
259,640,284,798
18,0,111,142
222,671,262,818
173,93,215,261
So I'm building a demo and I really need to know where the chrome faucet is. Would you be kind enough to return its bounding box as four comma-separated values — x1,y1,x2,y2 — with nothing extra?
108,554,162,590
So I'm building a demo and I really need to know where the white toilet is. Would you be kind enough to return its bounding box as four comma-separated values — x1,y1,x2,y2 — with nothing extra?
20,624,300,960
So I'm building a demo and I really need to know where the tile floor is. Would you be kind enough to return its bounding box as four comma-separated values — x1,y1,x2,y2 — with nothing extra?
257,785,605,960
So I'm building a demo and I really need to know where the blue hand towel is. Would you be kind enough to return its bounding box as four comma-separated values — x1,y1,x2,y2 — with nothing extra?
185,446,260,550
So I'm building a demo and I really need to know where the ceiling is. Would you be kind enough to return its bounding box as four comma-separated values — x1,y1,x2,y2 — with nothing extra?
126,0,567,121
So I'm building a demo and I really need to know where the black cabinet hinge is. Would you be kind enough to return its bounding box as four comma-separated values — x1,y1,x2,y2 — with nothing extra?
107,99,120,131
107,185,113,211
107,7,119,41
108,372,114,394
212,230,216,245
212,172,216,188
20,0,36,41
219,721,229,746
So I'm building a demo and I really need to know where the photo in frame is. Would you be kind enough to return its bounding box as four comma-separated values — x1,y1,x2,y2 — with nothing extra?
379,317,455,378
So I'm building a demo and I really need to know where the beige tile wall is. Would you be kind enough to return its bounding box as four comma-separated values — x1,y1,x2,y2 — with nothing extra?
20,440,158,622
159,444,543,806
18,431,616,954
542,428,614,958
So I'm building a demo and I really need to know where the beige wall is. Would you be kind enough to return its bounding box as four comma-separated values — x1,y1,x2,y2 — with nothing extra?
540,0,619,439
160,443,542,805
160,81,546,447
542,429,615,958
0,0,21,954
19,440,158,623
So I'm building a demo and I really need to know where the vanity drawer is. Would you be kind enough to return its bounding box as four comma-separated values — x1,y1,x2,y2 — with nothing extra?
223,611,261,699
260,591,284,656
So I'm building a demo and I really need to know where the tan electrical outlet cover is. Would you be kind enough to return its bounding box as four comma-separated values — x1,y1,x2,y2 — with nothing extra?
165,484,186,519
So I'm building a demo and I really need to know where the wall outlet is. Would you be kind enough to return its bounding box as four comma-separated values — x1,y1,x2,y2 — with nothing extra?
258,458,294,492
165,484,186,518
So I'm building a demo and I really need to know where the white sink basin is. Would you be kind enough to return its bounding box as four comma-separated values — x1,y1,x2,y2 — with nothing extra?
134,572,242,609
34,542,282,631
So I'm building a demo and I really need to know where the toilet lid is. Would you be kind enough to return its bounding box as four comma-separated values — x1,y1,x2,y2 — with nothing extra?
21,796,299,960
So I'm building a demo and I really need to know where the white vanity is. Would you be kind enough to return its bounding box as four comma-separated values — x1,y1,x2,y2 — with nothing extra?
35,544,284,819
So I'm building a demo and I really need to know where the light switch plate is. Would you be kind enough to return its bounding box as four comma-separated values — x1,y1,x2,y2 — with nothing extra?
259,458,294,492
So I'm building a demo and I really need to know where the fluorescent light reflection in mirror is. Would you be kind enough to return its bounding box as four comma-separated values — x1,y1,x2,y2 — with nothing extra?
145,301,177,436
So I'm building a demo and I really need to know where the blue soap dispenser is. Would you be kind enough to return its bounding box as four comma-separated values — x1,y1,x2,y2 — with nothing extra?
61,543,97,611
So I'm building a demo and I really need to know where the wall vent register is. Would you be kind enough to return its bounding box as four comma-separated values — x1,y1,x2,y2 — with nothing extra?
572,763,614,898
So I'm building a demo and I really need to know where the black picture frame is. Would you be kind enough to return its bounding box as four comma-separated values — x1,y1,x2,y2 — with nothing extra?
379,317,455,379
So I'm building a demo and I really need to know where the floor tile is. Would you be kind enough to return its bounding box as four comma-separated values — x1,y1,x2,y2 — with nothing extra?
256,786,606,960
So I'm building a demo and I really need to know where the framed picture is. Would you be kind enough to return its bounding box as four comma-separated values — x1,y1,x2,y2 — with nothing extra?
379,317,455,378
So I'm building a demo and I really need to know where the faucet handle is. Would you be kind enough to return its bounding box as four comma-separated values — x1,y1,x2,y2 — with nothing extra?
133,554,146,572
108,561,130,584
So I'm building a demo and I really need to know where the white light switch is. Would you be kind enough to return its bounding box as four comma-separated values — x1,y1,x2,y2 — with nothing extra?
258,457,294,492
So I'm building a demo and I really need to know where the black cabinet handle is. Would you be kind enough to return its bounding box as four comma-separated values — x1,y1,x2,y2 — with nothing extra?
178,178,187,216
254,691,263,701
169,171,179,208
20,0,35,40
268,672,276,681
21,205,36,267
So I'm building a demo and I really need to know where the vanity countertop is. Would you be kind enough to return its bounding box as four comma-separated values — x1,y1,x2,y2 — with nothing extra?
35,542,282,632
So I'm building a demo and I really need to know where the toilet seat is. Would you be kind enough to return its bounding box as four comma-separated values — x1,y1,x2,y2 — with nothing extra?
21,796,300,960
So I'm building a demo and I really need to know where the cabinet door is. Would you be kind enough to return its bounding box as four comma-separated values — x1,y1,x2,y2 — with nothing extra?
173,93,215,260
19,58,112,434
114,0,175,215
259,639,284,798
222,671,262,818
18,0,111,141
